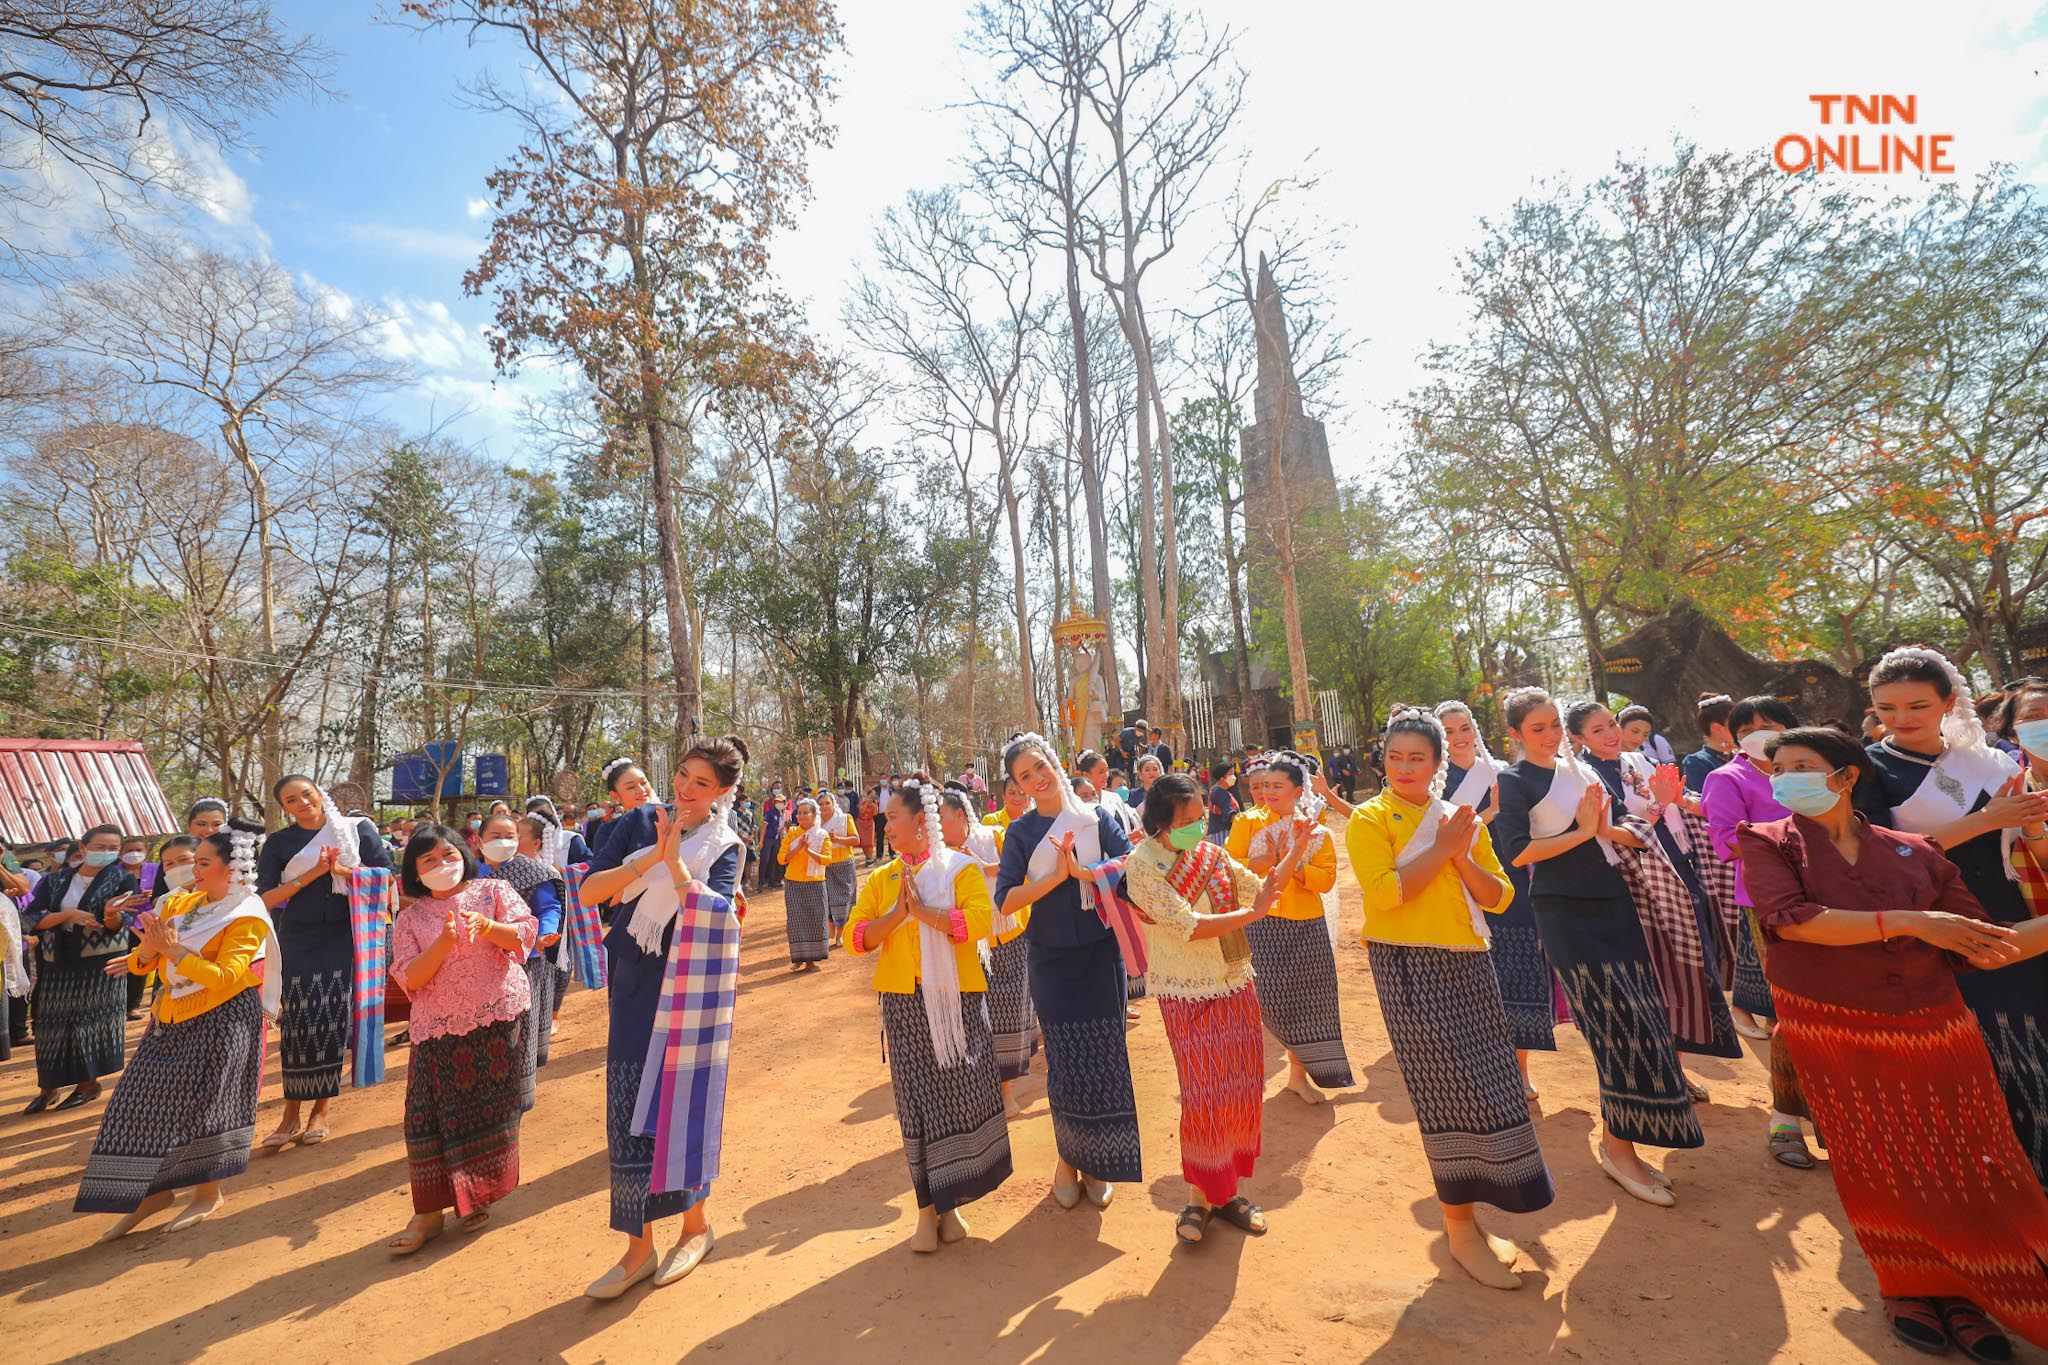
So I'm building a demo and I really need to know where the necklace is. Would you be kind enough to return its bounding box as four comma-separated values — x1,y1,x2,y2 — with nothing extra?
1878,737,1945,768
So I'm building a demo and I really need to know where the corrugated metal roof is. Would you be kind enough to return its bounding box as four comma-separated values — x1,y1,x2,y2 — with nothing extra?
0,739,178,845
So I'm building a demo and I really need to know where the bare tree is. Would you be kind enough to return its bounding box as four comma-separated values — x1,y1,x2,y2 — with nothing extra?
46,236,400,805
0,0,327,273
847,185,1051,734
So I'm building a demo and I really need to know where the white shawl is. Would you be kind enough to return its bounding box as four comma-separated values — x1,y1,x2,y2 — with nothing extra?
1447,758,1500,811
1888,744,2021,880
1619,750,1692,853
1391,796,1490,943
911,846,974,1068
279,790,372,895
0,896,26,998
161,890,282,1018
1529,753,1619,865
622,812,745,954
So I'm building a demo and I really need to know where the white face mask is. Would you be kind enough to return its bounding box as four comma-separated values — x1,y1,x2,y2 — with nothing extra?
119,850,146,867
1738,730,1778,762
419,862,464,894
162,863,196,890
481,837,518,864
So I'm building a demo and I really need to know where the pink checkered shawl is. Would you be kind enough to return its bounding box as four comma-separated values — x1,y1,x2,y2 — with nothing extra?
629,880,741,1195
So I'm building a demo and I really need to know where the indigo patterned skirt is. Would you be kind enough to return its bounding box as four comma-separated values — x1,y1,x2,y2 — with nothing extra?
986,933,1038,1082
404,1014,525,1217
1028,935,1142,1183
1530,892,1703,1149
1157,985,1265,1205
1369,943,1554,1211
1778,986,2048,1345
74,988,263,1213
1489,870,1559,1053
785,879,829,963
518,956,555,1110
32,957,127,1090
1733,905,1775,1020
880,990,1012,1211
607,919,708,1233
1956,953,2048,1189
824,862,857,929
1243,915,1354,1088
276,918,352,1100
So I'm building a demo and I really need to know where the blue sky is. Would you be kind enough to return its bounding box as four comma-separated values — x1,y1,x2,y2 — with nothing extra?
199,0,2048,472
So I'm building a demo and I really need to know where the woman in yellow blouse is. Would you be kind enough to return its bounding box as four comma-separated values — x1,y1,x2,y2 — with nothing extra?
983,777,1029,830
848,782,1012,1253
816,791,862,947
75,826,277,1240
778,799,830,969
1231,753,1352,1102
1347,708,1554,1291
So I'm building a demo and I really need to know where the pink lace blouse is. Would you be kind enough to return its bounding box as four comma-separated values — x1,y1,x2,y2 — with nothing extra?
391,878,537,1044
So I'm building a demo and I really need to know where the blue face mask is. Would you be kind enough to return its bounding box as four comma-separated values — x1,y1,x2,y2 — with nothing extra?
2016,719,2048,759
82,849,119,869
1770,770,1844,818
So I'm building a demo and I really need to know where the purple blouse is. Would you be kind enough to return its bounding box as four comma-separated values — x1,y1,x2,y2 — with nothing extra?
1701,756,1790,907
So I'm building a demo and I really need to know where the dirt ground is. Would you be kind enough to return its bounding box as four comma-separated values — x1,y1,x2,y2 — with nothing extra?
0,868,2018,1365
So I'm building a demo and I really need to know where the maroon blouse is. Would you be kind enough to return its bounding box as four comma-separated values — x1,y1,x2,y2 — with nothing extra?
1737,813,1990,1013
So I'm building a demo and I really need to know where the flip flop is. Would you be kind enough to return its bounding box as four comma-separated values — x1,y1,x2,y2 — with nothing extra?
388,1219,444,1256
1215,1197,1268,1235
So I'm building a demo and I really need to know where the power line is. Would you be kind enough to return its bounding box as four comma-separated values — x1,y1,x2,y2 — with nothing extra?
0,615,674,703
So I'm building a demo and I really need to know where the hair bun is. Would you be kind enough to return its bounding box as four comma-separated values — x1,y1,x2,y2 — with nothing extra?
723,734,751,765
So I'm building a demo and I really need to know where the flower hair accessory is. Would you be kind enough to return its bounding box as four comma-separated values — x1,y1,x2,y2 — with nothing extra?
1385,704,1453,805
600,756,638,785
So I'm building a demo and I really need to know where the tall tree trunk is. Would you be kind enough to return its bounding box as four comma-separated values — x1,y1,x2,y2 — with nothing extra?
999,456,1040,730
1064,235,1120,716
1136,306,1183,736
350,541,402,789
221,416,284,814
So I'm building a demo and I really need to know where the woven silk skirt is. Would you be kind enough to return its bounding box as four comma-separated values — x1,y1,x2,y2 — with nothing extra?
404,1015,525,1218
1028,935,1142,1183
32,957,127,1090
985,933,1038,1082
1777,986,2048,1345
1368,943,1554,1212
824,862,857,929
275,918,352,1101
74,988,263,1213
1733,905,1774,1019
1489,872,1559,1053
1531,892,1702,1149
784,879,829,964
1157,984,1265,1205
879,990,1012,1211
519,956,555,1106
1243,915,1354,1088
1955,952,2048,1189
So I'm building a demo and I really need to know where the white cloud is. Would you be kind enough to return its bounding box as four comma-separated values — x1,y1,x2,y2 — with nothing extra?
465,197,491,220
341,221,486,263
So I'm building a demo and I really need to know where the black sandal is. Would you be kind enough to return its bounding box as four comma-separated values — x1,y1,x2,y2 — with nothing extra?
1215,1197,1268,1235
1883,1296,1951,1355
1768,1126,1816,1170
1175,1205,1210,1243
1936,1299,2013,1364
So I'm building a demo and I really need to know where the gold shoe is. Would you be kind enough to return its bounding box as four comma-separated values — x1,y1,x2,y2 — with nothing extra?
1083,1178,1114,1210
653,1228,715,1286
586,1253,657,1300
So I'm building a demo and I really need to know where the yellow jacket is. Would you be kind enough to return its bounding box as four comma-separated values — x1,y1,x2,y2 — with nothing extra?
129,889,270,1024
1345,790,1511,949
846,854,994,993
981,809,1012,829
778,826,827,883
1227,806,1337,920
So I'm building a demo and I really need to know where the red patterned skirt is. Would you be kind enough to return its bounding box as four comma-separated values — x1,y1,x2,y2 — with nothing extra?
1775,986,2048,1345
404,1014,525,1217
1157,984,1265,1205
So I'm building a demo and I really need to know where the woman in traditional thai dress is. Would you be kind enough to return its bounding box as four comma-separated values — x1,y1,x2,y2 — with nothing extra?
991,732,1140,1210
1746,724,2048,1359
1350,709,1553,1289
76,824,275,1238
253,776,391,1147
816,790,862,948
1438,700,1554,1092
2007,682,2048,918
848,783,1012,1251
522,798,591,1016
778,798,830,971
1120,772,1306,1245
1492,688,1702,1206
478,812,565,1097
1568,701,1743,1085
941,787,1032,1112
985,776,1030,830
385,824,537,1253
1231,753,1352,1103
21,823,140,1113
1680,693,1738,794
589,756,660,873
576,741,746,1298
1858,646,2048,1189
1699,696,1814,1168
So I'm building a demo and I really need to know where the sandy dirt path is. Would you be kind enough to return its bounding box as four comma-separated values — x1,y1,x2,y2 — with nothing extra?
0,869,2008,1364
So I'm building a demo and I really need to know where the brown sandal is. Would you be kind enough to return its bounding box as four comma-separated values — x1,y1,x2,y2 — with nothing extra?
1175,1205,1210,1243
1883,1296,1950,1355
1936,1298,2013,1364
1215,1197,1268,1235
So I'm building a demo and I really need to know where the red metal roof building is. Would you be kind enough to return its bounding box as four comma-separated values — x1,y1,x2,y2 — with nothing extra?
0,739,177,845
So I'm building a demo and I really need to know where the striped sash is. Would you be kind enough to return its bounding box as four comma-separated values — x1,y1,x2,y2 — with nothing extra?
630,881,740,1195
561,862,607,989
1084,858,1149,977
347,867,396,1087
